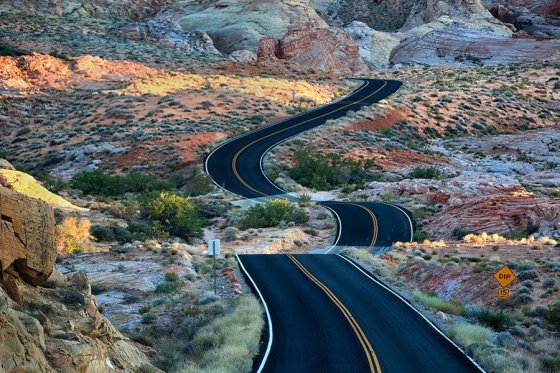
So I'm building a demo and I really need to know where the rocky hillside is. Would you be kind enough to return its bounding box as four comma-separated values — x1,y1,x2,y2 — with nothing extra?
0,176,157,372
2,0,560,71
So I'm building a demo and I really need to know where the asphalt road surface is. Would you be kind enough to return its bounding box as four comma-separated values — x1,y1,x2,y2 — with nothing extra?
239,254,481,373
206,79,414,248
207,79,481,372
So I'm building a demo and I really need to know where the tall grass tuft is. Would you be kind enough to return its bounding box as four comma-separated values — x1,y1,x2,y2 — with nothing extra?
175,296,263,373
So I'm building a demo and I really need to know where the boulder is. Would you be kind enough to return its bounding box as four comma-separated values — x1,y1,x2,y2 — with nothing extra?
229,49,258,62
0,186,57,289
179,0,327,54
258,21,369,74
344,21,401,68
0,159,15,171
390,19,560,65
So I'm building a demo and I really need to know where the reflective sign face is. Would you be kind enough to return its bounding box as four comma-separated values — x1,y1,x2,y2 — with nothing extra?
494,266,516,288
498,288,509,300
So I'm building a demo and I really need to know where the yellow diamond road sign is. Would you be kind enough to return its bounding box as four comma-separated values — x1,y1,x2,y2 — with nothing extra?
494,266,516,288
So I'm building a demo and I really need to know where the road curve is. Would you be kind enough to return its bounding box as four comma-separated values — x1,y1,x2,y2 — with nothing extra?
207,80,482,372
206,79,413,248
239,254,481,372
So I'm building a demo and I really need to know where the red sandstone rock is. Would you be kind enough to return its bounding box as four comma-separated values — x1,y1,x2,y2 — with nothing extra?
257,36,280,61
258,22,368,74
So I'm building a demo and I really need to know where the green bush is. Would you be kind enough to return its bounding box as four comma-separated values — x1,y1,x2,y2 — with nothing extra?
141,192,206,239
141,312,157,324
408,166,443,180
413,290,462,315
413,231,428,242
185,174,213,196
71,170,174,196
238,199,309,230
165,272,179,282
155,281,181,294
91,221,153,244
544,301,560,331
41,174,67,193
289,148,373,190
467,309,512,331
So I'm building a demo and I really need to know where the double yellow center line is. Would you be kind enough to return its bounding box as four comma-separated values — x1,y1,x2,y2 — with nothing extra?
349,204,379,249
287,254,382,373
231,81,389,196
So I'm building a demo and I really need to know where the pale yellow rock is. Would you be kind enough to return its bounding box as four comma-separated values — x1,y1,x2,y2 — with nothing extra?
0,170,86,211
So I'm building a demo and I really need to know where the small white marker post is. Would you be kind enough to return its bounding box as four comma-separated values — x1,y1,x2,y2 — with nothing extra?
208,239,220,295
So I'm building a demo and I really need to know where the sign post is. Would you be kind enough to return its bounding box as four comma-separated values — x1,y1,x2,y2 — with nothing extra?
208,239,220,295
493,265,516,301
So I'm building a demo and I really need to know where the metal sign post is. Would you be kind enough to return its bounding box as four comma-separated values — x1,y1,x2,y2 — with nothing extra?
208,239,220,295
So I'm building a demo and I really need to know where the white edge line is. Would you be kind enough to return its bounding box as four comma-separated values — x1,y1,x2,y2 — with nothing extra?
336,254,487,373
258,80,372,200
322,204,342,254
204,80,371,201
378,202,414,243
236,254,273,373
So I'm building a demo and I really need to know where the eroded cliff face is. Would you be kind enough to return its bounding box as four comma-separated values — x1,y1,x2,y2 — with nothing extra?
0,185,158,372
0,186,56,295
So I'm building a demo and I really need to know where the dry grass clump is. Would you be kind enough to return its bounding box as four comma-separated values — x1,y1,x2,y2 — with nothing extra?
122,73,338,106
341,248,395,278
412,290,462,315
463,232,507,244
55,217,93,255
175,296,263,373
464,232,558,246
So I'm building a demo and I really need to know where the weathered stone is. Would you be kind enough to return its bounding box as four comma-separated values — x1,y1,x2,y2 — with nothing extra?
0,159,15,171
390,19,560,65
344,21,401,68
0,186,56,287
258,21,368,74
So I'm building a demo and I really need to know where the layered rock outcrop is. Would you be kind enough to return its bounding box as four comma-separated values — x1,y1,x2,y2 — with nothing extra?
344,21,401,68
0,270,158,372
10,0,169,20
179,0,327,54
257,22,368,74
0,186,56,295
390,17,560,65
486,0,560,38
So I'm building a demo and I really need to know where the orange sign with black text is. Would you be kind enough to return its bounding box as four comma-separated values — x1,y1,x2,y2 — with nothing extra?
494,266,516,288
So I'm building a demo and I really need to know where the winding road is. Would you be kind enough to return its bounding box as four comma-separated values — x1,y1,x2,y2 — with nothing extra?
205,79,482,372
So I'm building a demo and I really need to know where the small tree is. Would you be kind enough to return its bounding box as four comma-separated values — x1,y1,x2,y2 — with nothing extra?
238,199,309,230
141,192,206,239
56,217,92,255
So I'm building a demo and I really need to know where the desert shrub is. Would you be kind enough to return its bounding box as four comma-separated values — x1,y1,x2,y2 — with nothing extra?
221,227,239,242
518,270,538,281
176,296,263,373
165,272,179,282
413,231,428,243
141,192,206,239
41,174,67,193
407,166,443,180
72,170,174,196
412,290,462,315
467,309,513,331
238,199,309,230
61,288,86,306
155,281,180,294
185,174,213,196
289,148,373,190
56,217,92,255
542,277,556,289
91,221,153,244
544,301,560,331
452,227,477,239
448,323,493,348
142,312,157,324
